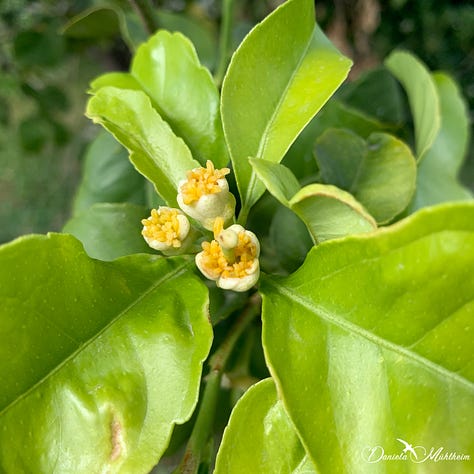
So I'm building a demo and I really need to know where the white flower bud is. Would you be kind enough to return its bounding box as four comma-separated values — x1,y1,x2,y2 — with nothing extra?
141,207,191,255
177,160,236,230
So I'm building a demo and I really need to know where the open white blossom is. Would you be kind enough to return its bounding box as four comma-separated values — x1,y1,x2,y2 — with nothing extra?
195,219,260,292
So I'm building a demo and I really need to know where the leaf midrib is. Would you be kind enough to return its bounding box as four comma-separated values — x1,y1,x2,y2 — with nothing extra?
266,278,473,391
0,260,192,417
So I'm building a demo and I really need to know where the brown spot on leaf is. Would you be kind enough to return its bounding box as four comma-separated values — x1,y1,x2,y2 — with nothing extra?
110,416,124,461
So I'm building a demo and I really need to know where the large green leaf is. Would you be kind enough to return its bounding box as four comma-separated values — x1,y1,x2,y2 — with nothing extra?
385,51,440,162
63,203,151,260
221,0,352,220
215,379,318,473
131,30,227,167
261,203,474,474
0,234,212,473
411,73,472,210
86,87,199,207
315,129,417,223
73,130,147,214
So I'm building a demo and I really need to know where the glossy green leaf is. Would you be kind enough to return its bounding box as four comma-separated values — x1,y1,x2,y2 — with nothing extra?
269,206,313,274
249,157,300,205
281,117,320,180
0,233,212,473
63,203,151,260
261,203,474,473
411,73,472,210
315,129,417,223
250,159,376,243
90,72,142,93
215,379,318,474
73,130,147,214
156,11,217,70
86,87,199,207
385,51,440,161
90,31,226,168
290,184,377,243
221,0,352,219
131,30,227,167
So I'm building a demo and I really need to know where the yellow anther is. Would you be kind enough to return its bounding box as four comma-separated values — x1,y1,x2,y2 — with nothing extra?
198,227,258,280
180,160,230,205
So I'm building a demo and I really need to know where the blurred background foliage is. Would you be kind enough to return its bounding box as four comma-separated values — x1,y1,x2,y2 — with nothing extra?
0,0,473,243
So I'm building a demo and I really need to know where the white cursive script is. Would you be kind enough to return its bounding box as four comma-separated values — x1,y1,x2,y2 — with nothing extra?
362,444,470,464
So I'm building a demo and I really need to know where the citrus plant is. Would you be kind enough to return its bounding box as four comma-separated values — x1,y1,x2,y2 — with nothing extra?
1,0,473,472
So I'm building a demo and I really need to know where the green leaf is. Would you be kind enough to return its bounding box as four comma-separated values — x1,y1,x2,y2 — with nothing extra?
62,6,146,51
63,203,151,260
73,130,147,214
315,129,417,223
385,51,440,161
156,11,217,70
281,117,320,180
311,100,389,139
340,67,405,125
249,158,300,206
221,0,352,219
411,73,472,210
131,30,227,167
215,379,318,473
261,203,474,473
290,184,377,243
250,159,376,243
269,206,313,274
62,6,122,40
0,233,212,473
86,87,199,207
90,72,142,93
91,31,226,168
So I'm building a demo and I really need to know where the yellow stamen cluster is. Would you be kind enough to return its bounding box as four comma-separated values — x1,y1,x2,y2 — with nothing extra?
200,231,258,279
141,208,182,248
180,160,230,205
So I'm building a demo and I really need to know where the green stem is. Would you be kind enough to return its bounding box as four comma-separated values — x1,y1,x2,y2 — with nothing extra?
129,0,160,35
175,293,261,473
237,205,250,226
215,0,235,86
